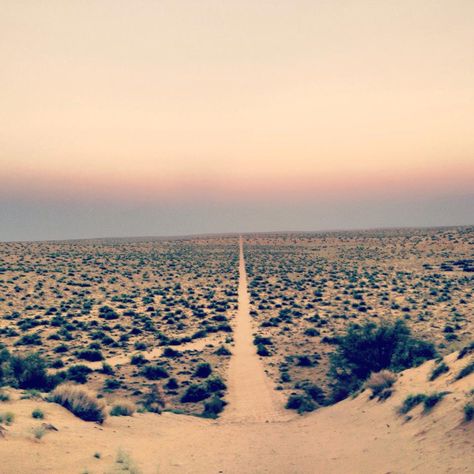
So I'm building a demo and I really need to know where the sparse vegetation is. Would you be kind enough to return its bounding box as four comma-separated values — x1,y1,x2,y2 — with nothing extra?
50,384,106,423
32,408,44,419
110,401,136,416
454,360,474,381
328,319,436,402
364,370,396,400
429,361,450,381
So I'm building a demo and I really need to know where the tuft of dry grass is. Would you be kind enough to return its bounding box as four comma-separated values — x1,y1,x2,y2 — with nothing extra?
365,370,396,399
50,384,106,423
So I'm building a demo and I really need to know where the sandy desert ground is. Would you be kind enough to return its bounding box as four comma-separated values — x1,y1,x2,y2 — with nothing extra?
0,227,472,473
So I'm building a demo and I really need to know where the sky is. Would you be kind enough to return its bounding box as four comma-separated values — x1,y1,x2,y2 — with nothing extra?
1,0,473,241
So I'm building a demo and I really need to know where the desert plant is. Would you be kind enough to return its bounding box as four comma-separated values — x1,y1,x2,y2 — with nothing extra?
429,361,449,381
422,391,449,412
202,396,227,418
328,319,436,402
0,411,15,425
142,384,165,413
181,384,210,403
454,361,474,381
110,401,135,416
364,370,396,399
457,341,474,360
194,362,212,378
141,365,169,380
214,345,232,356
50,384,106,423
285,394,316,414
464,402,474,422
32,425,46,440
32,408,44,419
77,349,103,362
398,394,427,414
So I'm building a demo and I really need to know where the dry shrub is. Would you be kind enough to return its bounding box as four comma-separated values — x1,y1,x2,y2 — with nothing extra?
50,384,106,423
110,400,136,416
365,370,396,399
142,384,165,413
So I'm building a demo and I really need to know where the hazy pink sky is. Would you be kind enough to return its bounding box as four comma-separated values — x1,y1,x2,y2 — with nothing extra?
1,1,473,240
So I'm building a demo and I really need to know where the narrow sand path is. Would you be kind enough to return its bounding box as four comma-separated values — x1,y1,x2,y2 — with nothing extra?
221,236,292,423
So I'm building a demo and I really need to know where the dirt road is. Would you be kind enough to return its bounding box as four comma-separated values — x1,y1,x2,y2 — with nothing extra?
221,236,291,423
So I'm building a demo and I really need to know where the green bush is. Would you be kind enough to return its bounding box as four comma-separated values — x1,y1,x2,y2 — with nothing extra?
464,402,474,422
110,401,135,416
32,408,44,419
285,394,316,414
202,396,227,418
398,394,427,414
205,376,226,393
8,353,58,391
422,392,449,412
328,319,436,402
77,349,103,362
455,361,474,381
429,361,449,381
181,384,210,403
194,362,212,378
141,365,169,380
66,365,92,384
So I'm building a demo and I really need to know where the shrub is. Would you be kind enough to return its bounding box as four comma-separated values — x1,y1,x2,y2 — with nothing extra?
256,344,270,357
464,402,474,422
429,361,449,381
328,319,436,402
423,392,449,412
0,391,10,402
77,349,103,362
141,365,169,380
454,361,474,381
130,354,147,366
398,394,427,414
295,381,325,405
32,425,46,440
162,347,181,358
285,394,316,414
104,378,121,390
181,384,210,403
110,401,135,416
50,384,106,423
457,341,474,360
101,363,114,375
214,346,232,356
365,370,396,399
0,411,15,425
194,362,212,378
66,365,92,384
32,408,44,419
142,384,165,413
164,378,179,390
202,396,227,418
206,376,226,393
8,353,57,391
296,355,313,367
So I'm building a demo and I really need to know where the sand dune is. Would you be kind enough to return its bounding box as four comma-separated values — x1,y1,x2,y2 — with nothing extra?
0,351,472,473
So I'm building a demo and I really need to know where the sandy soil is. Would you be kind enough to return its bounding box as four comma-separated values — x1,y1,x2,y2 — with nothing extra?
0,351,472,473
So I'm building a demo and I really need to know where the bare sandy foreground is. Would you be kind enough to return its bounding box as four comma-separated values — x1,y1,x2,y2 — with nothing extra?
1,352,472,474
0,238,472,473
